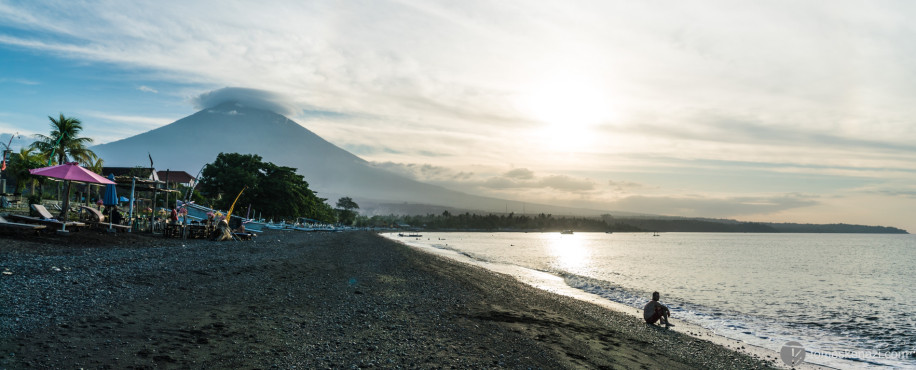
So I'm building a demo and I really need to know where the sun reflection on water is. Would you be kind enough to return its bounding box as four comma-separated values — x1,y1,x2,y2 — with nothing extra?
546,234,592,273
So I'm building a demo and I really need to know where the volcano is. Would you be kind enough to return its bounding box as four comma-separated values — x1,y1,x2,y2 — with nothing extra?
91,101,566,214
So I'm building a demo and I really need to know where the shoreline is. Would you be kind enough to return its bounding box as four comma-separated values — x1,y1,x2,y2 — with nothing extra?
3,230,778,368
386,232,833,369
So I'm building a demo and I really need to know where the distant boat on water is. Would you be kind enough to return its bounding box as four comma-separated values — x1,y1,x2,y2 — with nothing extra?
560,230,574,235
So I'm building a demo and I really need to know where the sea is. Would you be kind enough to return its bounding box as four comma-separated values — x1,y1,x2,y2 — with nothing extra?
386,232,916,369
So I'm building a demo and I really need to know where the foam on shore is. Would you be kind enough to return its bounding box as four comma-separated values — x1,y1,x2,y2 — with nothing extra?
385,233,833,370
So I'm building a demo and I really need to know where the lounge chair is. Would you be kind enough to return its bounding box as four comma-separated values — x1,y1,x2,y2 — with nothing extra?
32,204,55,218
78,206,106,223
0,215,46,233
233,232,255,240
79,206,130,232
5,204,87,231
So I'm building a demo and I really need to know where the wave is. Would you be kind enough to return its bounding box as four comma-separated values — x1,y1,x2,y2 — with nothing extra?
398,233,915,368
559,273,913,369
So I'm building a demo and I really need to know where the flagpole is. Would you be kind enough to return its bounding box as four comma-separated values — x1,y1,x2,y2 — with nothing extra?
128,177,136,232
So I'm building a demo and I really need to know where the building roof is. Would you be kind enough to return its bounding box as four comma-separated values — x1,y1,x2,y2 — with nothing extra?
156,170,196,184
101,167,159,181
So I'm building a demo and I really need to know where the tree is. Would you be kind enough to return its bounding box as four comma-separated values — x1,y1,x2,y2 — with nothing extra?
197,153,261,208
335,196,359,225
30,113,97,166
29,114,100,219
336,197,359,211
257,161,334,221
197,153,335,222
6,147,44,194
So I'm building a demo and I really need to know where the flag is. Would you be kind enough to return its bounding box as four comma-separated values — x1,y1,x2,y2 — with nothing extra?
0,149,8,170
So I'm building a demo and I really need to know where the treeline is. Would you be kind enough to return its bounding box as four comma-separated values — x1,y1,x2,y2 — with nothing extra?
763,222,908,234
356,211,643,232
615,218,776,233
616,217,908,233
355,212,908,234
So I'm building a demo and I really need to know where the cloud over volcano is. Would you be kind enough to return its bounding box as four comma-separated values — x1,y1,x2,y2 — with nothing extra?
192,87,298,116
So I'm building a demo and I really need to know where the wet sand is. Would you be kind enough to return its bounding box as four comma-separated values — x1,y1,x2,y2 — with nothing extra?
0,230,777,369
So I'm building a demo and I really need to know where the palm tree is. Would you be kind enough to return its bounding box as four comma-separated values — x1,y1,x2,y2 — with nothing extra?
30,113,98,166
30,113,98,219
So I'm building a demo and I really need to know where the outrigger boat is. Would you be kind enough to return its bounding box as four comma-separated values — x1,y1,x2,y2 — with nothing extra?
183,203,265,233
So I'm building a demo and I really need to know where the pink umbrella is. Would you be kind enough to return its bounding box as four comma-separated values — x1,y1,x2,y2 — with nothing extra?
29,162,115,185
29,162,115,227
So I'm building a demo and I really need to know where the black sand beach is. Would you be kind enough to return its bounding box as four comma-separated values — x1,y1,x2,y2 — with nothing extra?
1,231,776,369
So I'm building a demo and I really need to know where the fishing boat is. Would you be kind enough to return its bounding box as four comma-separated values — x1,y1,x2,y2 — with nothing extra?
183,203,265,232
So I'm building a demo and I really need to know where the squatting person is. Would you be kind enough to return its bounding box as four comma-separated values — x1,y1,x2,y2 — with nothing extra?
643,291,674,328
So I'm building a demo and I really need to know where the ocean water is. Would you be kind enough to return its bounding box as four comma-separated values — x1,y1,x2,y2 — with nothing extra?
393,232,916,369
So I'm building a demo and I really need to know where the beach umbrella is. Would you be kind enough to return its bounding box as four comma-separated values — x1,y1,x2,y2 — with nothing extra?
102,174,118,230
29,162,115,231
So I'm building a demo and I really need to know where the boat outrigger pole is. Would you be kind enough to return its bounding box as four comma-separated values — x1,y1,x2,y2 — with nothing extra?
226,186,247,222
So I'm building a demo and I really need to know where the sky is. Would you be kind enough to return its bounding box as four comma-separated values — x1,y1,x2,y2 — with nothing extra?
1,0,914,231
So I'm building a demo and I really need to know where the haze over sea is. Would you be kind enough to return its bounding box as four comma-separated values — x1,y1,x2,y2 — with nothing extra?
395,232,916,369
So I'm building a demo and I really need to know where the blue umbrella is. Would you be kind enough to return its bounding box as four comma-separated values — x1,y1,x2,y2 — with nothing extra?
119,196,129,202
103,174,118,229
103,174,118,206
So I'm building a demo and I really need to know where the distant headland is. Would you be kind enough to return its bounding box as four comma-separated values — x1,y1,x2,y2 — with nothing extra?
358,211,909,234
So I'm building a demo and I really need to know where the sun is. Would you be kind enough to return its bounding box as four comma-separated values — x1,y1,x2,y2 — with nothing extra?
517,76,614,151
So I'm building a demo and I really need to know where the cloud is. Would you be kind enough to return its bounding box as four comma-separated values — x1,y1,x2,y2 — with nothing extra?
374,162,596,194
0,77,40,85
81,111,172,128
538,175,595,192
481,176,518,189
610,194,819,218
629,112,916,155
73,111,175,144
851,183,916,199
371,161,475,182
191,87,298,116
608,180,645,192
504,168,534,180
138,85,158,93
478,169,596,193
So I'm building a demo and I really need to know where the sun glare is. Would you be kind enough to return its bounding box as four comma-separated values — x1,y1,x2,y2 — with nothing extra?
517,76,614,152
546,233,591,272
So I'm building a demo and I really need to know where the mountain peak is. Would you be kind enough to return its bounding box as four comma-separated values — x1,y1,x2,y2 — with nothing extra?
192,87,296,116
93,98,364,175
